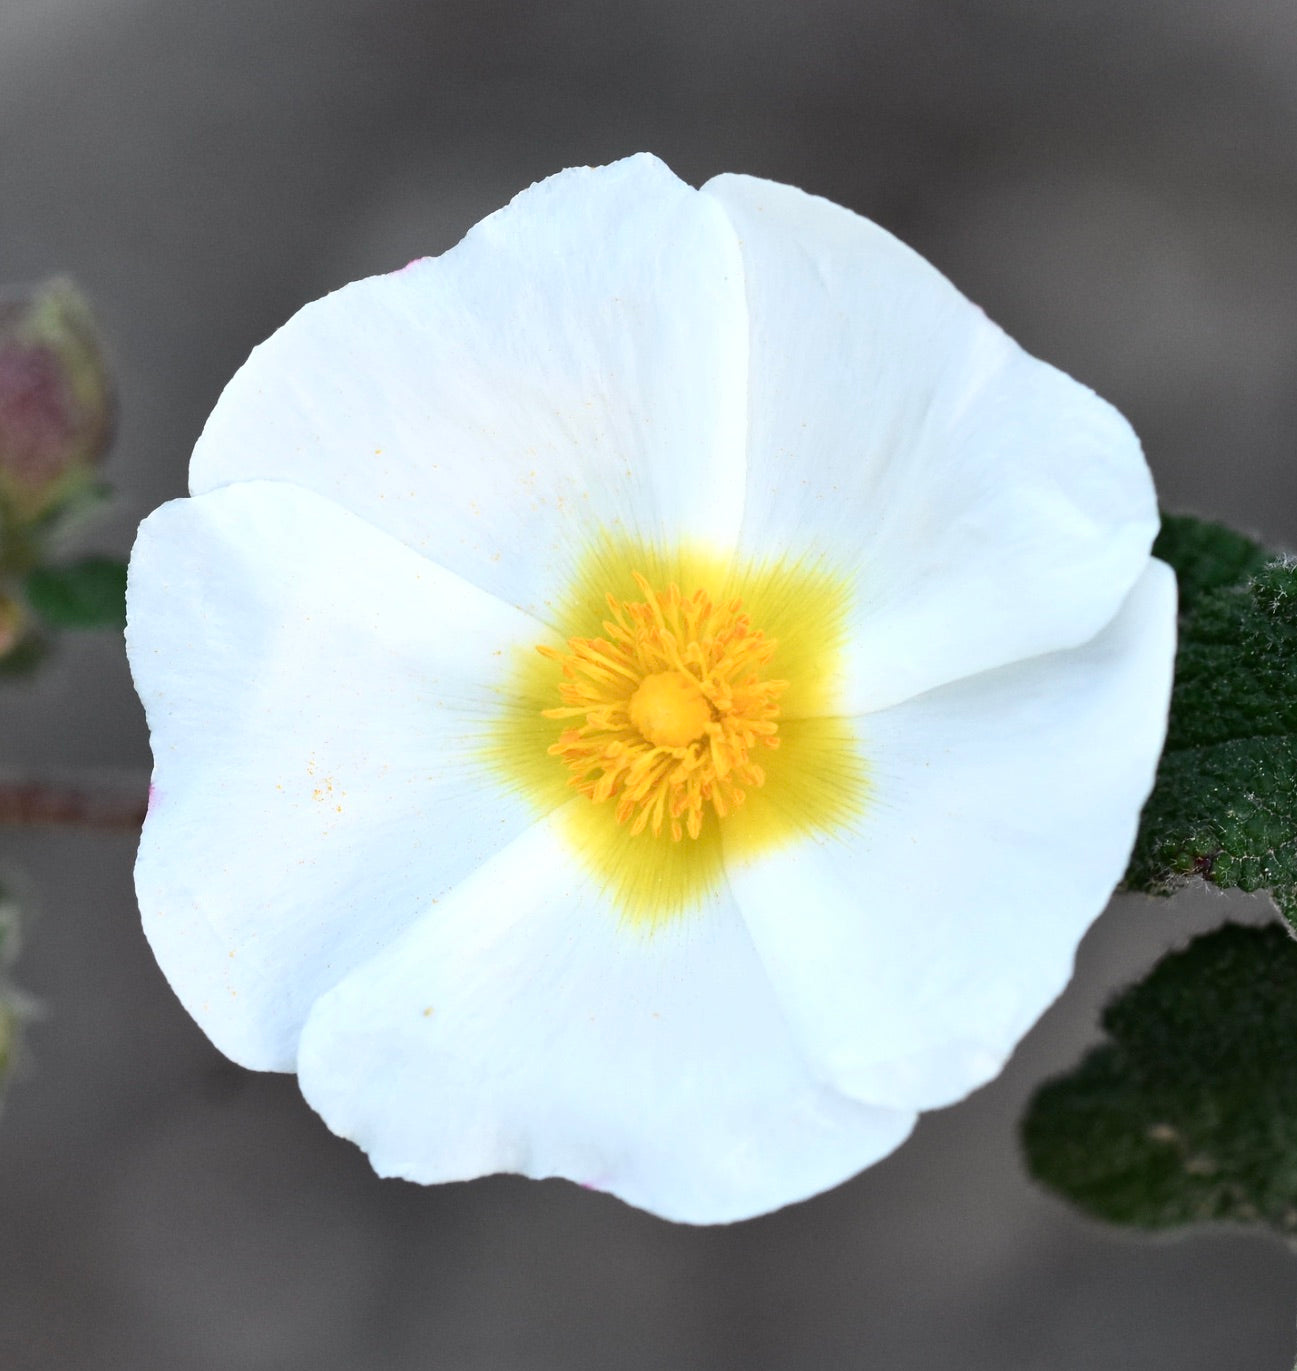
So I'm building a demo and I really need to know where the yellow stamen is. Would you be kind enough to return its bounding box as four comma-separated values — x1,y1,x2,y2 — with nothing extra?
485,535,867,926
538,575,788,842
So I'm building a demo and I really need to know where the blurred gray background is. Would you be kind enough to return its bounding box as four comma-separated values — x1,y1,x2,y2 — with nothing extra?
2,0,1297,1367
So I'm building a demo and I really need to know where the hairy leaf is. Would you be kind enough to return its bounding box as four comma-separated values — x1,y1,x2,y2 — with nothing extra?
1150,514,1271,615
1022,922,1297,1234
1126,516,1297,925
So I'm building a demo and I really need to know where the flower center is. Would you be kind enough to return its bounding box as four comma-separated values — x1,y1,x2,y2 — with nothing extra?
538,572,787,842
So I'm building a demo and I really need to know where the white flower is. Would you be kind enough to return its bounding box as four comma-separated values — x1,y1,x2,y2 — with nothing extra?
126,155,1175,1224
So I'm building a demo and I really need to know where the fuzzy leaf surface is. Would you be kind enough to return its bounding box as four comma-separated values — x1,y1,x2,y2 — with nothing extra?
1022,922,1297,1234
1126,516,1297,925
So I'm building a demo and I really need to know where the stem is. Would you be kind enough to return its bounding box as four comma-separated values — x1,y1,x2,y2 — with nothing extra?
0,769,148,831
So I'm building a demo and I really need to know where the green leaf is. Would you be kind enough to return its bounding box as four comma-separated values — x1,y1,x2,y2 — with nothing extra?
1126,515,1297,925
1022,922,1297,1234
1151,513,1271,616
24,555,127,630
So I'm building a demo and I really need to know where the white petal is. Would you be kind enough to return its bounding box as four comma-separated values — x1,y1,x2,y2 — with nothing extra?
297,808,915,1225
127,481,547,1071
703,172,1159,712
725,561,1176,1112
190,156,749,621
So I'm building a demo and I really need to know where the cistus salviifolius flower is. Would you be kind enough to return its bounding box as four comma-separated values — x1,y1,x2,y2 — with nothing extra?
126,156,1175,1223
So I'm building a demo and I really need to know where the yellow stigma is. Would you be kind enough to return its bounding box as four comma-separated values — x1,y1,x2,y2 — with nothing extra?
538,573,787,842
628,671,711,748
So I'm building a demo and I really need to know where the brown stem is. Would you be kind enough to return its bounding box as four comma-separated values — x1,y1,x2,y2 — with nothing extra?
0,771,148,831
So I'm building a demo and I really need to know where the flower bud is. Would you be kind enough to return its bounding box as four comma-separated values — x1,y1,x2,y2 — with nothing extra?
0,278,113,522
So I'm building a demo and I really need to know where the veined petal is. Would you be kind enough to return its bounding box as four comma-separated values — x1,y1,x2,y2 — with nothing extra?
297,808,916,1225
725,561,1176,1113
190,156,750,622
703,172,1159,713
127,481,546,1071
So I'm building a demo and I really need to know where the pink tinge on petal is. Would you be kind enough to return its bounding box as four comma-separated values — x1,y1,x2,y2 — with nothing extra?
146,782,160,816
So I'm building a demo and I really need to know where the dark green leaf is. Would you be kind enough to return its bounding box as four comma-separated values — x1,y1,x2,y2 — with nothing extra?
1022,922,1297,1234
1150,513,1271,616
1126,515,1297,925
24,555,127,630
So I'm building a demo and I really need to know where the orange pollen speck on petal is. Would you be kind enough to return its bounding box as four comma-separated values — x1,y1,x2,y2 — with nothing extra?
537,572,787,843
